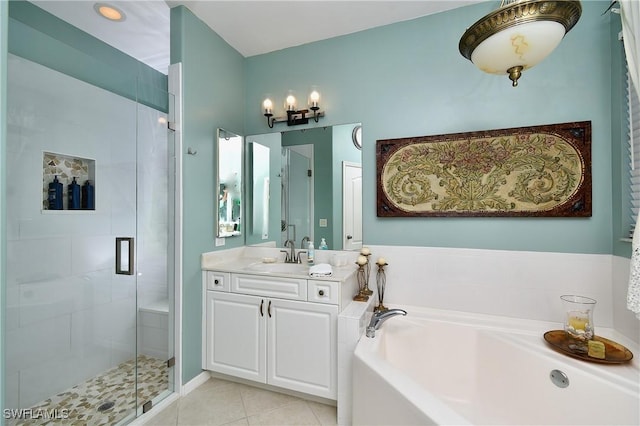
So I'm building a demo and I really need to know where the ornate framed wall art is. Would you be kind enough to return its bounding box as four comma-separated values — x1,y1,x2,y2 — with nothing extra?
376,121,591,217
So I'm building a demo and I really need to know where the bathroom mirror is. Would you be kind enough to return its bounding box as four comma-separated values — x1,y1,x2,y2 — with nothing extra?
246,123,362,250
252,142,270,240
216,128,243,238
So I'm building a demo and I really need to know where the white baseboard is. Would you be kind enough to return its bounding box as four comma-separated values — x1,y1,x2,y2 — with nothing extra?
181,371,211,396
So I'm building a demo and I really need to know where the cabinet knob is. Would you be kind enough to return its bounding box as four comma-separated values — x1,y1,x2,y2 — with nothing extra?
214,279,219,285
318,290,325,296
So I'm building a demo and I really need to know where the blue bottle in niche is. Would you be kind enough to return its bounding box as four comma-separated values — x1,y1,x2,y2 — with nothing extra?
68,177,80,210
82,180,95,210
47,175,63,210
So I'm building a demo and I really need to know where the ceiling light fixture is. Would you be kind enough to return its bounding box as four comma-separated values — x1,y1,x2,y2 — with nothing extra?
263,88,325,128
459,0,581,87
94,3,126,22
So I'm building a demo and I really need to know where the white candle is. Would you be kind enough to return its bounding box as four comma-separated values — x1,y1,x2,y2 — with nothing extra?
357,255,367,265
377,257,387,266
361,247,371,256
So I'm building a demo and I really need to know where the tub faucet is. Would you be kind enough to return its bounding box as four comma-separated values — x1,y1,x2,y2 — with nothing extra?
366,309,407,338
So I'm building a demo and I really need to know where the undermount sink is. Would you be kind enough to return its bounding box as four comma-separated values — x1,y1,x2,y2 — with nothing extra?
244,262,309,275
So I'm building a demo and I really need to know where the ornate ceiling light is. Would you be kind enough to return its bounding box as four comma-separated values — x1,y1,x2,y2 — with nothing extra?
459,0,582,87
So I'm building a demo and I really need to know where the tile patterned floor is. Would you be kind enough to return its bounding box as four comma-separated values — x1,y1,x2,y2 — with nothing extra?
144,377,337,426
9,355,168,426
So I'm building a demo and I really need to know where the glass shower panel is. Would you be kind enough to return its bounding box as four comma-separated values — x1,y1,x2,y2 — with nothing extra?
281,147,313,246
134,85,175,413
5,54,139,424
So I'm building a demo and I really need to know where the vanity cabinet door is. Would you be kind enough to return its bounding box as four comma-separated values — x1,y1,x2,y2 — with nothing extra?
205,291,266,383
266,298,338,399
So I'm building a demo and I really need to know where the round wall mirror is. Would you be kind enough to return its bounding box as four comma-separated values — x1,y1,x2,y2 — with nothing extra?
352,125,362,150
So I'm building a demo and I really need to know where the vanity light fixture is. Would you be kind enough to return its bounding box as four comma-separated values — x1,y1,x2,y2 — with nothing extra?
263,89,325,128
459,0,581,87
94,2,126,22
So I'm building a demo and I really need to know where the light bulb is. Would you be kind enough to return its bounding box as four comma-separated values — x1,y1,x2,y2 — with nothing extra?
262,98,273,115
285,95,297,111
309,90,320,109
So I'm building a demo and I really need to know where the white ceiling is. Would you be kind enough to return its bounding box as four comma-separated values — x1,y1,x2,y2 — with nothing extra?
31,0,484,75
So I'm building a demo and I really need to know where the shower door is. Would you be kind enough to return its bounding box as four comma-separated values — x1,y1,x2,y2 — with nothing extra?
5,54,174,424
281,146,313,246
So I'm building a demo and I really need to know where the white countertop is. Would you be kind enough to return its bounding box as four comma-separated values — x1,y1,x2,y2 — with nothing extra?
201,246,359,282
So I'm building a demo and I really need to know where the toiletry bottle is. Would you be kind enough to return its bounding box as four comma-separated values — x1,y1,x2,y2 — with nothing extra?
319,238,328,250
307,241,315,265
48,175,63,210
82,180,95,210
68,177,80,210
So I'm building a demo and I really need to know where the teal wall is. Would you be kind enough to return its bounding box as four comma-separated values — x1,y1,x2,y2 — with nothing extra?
8,1,167,112
1,1,7,422
245,1,614,255
282,128,333,248
170,6,245,384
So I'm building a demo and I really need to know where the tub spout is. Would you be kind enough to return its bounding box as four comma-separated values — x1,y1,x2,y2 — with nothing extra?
366,308,407,338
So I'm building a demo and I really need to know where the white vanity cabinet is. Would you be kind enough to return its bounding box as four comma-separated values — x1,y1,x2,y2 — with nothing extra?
266,297,337,397
205,291,266,382
203,270,353,400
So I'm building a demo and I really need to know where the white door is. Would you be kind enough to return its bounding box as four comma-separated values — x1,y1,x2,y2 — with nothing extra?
343,162,363,251
267,298,338,399
206,292,266,382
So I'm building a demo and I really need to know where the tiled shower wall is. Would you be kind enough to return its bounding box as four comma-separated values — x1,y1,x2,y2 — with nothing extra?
5,54,169,409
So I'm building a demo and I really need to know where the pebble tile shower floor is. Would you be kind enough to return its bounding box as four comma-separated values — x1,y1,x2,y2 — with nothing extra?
9,355,168,425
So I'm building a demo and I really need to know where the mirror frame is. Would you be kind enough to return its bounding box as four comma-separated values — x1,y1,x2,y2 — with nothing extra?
216,128,244,238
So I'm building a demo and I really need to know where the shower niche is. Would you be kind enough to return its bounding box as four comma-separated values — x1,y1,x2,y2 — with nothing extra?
42,151,96,211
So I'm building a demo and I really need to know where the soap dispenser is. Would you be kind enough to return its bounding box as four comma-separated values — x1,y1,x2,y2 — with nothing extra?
307,241,315,265
319,238,328,250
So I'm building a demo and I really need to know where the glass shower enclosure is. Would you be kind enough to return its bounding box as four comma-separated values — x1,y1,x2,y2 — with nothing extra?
4,51,175,424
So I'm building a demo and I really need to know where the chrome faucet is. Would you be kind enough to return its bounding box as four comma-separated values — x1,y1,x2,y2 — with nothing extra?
301,236,310,250
282,239,296,263
366,309,407,338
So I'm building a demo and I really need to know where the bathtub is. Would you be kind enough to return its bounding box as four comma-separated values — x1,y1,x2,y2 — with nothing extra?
352,307,639,425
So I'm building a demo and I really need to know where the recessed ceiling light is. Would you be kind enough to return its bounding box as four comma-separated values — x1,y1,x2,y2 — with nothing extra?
94,3,126,22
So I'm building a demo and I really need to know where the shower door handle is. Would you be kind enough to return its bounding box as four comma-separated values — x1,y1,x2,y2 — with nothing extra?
115,237,135,275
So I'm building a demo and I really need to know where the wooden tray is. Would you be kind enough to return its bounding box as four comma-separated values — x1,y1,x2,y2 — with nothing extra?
543,330,633,364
